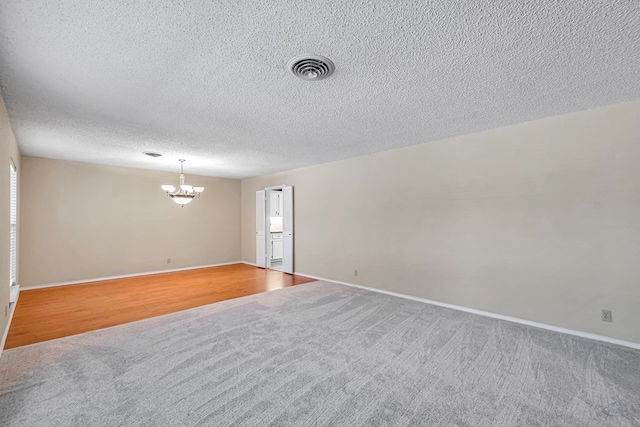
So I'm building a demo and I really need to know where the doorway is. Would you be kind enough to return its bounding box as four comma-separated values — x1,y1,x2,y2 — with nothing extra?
256,185,293,274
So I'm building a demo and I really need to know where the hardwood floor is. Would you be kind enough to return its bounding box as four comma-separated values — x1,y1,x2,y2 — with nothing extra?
5,263,315,349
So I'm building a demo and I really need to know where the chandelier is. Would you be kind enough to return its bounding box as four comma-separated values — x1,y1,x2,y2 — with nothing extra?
161,159,204,205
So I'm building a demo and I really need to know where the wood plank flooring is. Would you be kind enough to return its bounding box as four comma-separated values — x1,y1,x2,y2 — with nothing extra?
5,263,315,349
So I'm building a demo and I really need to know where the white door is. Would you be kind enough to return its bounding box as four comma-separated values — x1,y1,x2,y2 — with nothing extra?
282,186,294,274
256,190,266,268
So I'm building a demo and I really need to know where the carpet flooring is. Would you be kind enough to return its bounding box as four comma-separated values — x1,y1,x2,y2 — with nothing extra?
1,281,639,426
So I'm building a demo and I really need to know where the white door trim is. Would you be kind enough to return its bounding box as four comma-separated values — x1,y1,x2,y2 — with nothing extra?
255,190,266,268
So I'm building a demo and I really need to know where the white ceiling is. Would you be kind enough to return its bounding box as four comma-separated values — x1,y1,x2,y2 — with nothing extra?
0,1,638,179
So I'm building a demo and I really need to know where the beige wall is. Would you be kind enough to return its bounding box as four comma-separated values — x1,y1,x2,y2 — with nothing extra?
20,157,241,286
242,99,640,344
0,95,20,340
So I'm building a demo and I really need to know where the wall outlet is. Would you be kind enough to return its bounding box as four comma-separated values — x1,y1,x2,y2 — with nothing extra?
354,269,358,277
602,310,612,322
167,258,171,264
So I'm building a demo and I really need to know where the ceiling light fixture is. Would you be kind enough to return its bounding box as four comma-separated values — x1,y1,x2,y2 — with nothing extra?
161,159,204,206
288,55,335,80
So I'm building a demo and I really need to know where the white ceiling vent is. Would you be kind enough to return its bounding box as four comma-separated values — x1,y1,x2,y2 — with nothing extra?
288,55,335,81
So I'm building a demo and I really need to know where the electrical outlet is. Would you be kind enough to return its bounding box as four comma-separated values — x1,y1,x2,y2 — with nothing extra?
167,258,171,264
602,310,612,322
354,269,358,277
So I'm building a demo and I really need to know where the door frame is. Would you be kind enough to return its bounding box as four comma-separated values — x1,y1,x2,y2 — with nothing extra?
265,185,285,271
258,185,292,273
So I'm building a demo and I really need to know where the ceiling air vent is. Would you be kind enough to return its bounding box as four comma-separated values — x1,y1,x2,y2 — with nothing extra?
144,152,162,158
288,55,335,81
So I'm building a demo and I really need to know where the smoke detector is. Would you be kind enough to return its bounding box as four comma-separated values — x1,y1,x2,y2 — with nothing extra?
288,55,335,81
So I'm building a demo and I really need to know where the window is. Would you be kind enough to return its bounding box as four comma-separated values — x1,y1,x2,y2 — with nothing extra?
9,160,17,289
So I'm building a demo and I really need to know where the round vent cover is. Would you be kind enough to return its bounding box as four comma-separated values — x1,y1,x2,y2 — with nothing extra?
143,152,162,158
288,55,335,80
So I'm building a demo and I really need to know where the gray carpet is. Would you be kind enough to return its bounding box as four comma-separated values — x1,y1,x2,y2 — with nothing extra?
1,281,639,426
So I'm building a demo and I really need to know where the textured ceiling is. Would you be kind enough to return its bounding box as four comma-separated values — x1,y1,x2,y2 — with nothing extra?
0,1,638,179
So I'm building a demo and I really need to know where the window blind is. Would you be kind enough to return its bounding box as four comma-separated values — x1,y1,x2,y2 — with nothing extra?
9,160,17,288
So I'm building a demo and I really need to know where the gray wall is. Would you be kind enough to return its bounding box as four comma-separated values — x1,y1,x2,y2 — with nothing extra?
242,99,640,344
20,157,241,286
0,95,20,341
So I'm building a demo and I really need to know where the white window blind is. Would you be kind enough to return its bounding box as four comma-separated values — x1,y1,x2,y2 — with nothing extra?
10,160,17,288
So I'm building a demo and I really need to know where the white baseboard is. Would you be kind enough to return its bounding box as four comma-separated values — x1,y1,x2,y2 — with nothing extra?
1,291,20,359
21,261,244,291
13,264,640,351
241,261,258,267
294,272,640,351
